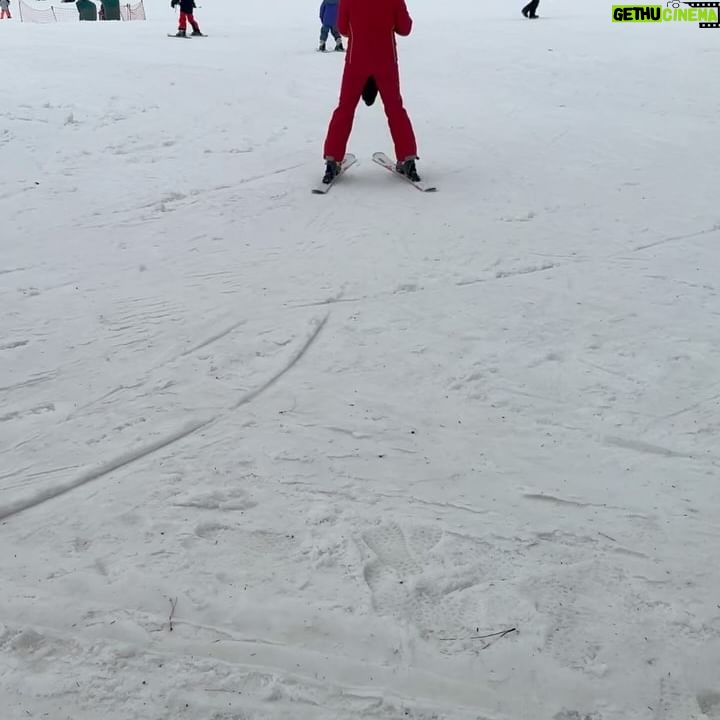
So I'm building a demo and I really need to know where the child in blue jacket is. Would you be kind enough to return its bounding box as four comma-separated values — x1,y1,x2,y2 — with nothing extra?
318,0,344,52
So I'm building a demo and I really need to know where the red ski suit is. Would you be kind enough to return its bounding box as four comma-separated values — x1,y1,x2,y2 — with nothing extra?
323,0,417,162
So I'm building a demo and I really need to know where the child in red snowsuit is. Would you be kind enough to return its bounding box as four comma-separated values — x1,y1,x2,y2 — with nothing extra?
171,0,202,36
322,0,420,183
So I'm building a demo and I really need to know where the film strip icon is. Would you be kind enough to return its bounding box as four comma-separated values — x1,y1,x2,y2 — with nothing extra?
682,0,720,27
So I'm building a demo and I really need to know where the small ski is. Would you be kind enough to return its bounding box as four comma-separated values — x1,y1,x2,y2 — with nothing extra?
311,153,357,194
168,33,191,38
372,151,437,192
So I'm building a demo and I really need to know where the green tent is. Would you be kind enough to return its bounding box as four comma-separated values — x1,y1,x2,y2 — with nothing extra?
76,0,97,21
100,0,120,20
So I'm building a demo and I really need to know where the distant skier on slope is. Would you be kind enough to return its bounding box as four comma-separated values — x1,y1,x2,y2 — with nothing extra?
321,0,420,184
318,0,344,52
0,0,12,20
522,0,540,19
171,0,203,37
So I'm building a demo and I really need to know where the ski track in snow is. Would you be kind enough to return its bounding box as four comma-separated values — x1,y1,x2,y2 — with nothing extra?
2,1,720,719
0,314,328,522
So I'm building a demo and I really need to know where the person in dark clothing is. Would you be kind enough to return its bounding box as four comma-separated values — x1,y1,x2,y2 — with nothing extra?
171,0,203,36
318,0,344,52
522,0,540,18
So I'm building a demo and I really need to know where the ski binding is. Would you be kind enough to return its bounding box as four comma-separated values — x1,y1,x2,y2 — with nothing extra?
312,153,357,194
372,151,437,192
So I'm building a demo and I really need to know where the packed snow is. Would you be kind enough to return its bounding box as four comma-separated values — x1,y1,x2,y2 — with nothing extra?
1,0,720,718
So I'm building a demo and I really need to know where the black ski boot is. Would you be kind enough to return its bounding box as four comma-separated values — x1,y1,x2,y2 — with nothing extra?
191,29,204,36
335,40,345,52
322,159,341,184
175,29,186,37
318,41,327,52
396,158,421,182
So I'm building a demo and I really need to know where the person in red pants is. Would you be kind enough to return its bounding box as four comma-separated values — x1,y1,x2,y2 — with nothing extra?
322,0,420,184
170,0,203,37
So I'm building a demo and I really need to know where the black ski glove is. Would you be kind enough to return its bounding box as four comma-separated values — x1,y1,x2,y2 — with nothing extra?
362,76,378,106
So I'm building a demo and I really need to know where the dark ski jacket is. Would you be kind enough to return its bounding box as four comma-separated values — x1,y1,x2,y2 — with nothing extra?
319,0,339,27
171,0,196,13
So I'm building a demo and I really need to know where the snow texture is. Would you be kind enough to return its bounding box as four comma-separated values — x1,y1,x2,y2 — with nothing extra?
1,0,720,718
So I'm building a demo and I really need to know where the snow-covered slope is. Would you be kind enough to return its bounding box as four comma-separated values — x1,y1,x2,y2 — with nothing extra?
1,1,720,718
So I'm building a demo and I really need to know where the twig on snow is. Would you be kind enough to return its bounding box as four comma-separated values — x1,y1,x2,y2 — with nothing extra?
598,531,617,543
168,597,178,632
438,627,518,647
470,628,517,641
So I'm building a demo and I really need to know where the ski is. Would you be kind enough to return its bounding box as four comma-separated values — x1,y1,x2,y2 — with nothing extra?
168,33,191,38
371,151,437,192
311,153,357,194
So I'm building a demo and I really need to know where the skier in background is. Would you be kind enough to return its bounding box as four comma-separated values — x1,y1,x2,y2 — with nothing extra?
321,0,420,184
522,0,540,19
318,0,344,52
0,0,12,20
171,0,203,36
